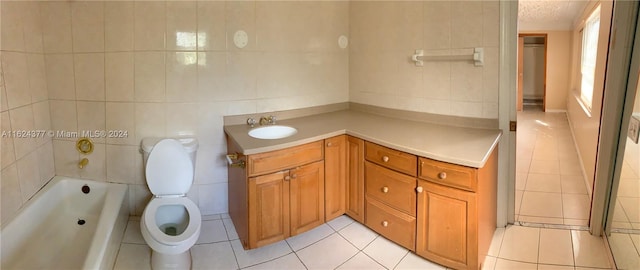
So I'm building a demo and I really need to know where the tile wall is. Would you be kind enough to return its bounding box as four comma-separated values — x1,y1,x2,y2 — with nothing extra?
14,1,349,216
0,2,56,225
1,1,502,220
349,1,500,119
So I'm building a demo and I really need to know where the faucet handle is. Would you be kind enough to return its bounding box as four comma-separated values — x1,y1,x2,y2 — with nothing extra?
268,115,277,125
247,117,257,127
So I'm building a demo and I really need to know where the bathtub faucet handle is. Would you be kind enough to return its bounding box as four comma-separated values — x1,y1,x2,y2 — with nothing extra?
78,158,89,169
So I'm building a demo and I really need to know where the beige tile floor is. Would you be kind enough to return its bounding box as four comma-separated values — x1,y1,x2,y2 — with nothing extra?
113,215,612,270
516,108,591,226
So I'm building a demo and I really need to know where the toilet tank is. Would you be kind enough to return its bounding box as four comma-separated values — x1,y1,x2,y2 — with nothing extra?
141,137,198,170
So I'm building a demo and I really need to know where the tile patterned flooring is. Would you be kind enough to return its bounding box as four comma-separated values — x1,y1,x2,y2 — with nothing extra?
113,109,612,269
516,109,591,226
114,215,612,270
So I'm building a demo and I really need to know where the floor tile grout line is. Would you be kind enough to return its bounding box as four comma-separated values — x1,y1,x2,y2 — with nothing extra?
283,238,309,270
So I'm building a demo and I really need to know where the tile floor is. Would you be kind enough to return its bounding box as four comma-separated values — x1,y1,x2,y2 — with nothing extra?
113,215,612,270
516,108,591,226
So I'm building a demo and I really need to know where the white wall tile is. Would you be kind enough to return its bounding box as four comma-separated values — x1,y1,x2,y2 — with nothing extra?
226,1,256,52
32,100,51,146
26,54,48,103
134,2,166,51
71,2,104,53
76,101,106,143
105,52,134,102
166,52,198,102
74,53,105,101
9,105,36,159
106,102,135,145
1,2,26,52
2,52,31,109
451,1,483,48
196,52,227,101
105,1,134,52
198,183,229,215
166,1,197,51
135,103,165,143
106,144,138,184
165,103,198,137
17,150,41,202
49,100,77,139
424,1,451,49
45,54,76,100
36,141,55,185
1,164,21,225
197,1,226,51
41,1,73,53
1,111,15,169
52,139,80,178
134,52,165,102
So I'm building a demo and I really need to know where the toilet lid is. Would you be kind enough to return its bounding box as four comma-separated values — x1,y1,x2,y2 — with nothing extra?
145,139,194,196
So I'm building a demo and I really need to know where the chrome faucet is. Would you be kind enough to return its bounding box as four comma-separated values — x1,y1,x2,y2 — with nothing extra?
247,117,257,127
259,115,276,125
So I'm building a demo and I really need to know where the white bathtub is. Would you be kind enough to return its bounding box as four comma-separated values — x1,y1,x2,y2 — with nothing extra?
1,176,128,270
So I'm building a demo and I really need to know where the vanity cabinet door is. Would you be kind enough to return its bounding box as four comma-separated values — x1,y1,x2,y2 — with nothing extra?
290,161,325,236
416,179,478,270
346,136,365,223
325,135,347,221
248,171,290,248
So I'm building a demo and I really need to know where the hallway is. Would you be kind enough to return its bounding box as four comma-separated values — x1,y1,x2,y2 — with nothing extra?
516,108,591,226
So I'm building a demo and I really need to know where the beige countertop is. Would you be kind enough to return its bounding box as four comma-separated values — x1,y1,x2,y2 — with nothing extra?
224,110,502,168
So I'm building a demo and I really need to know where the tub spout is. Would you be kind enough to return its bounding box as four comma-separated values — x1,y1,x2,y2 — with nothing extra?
78,158,89,169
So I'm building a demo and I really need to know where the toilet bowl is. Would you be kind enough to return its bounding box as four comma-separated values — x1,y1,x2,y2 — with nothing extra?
140,138,201,270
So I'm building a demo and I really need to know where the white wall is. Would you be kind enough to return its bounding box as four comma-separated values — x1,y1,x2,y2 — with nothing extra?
566,1,614,193
523,45,545,99
349,1,500,119
37,1,349,216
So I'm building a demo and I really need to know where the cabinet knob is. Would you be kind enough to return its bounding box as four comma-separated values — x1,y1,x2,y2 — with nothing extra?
382,221,388,227
382,156,389,162
416,186,423,193
438,172,447,180
284,176,291,181
291,174,297,179
382,186,389,193
326,142,333,147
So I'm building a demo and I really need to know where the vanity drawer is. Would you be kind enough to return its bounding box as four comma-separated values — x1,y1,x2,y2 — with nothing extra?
366,198,416,251
365,162,416,216
419,157,477,192
247,141,324,177
365,142,417,176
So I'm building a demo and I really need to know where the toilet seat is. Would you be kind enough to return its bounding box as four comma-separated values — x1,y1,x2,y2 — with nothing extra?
145,139,194,196
143,196,202,246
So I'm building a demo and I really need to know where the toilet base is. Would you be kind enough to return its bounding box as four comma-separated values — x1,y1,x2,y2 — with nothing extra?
151,249,191,270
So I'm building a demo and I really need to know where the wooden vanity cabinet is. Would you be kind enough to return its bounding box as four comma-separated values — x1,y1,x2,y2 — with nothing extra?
416,148,498,270
228,140,325,249
364,142,418,251
324,135,347,221
345,136,365,223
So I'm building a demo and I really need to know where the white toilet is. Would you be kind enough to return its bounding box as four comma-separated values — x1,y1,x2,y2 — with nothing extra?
140,137,201,270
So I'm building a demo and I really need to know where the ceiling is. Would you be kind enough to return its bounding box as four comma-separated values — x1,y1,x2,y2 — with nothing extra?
518,0,588,31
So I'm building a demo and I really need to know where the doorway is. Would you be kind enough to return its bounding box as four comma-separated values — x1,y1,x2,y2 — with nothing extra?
518,34,547,112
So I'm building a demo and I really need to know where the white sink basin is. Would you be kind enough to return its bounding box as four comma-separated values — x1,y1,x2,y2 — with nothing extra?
248,125,297,140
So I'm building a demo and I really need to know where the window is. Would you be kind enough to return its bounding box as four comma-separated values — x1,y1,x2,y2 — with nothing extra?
580,6,601,113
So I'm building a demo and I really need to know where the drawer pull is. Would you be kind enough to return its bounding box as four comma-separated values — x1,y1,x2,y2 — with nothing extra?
291,174,297,179
382,186,389,193
284,176,291,181
382,156,390,162
438,172,447,180
416,186,423,193
382,221,389,227
326,142,333,147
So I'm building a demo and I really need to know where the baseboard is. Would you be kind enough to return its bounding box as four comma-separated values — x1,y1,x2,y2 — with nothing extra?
565,111,594,196
545,109,567,113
